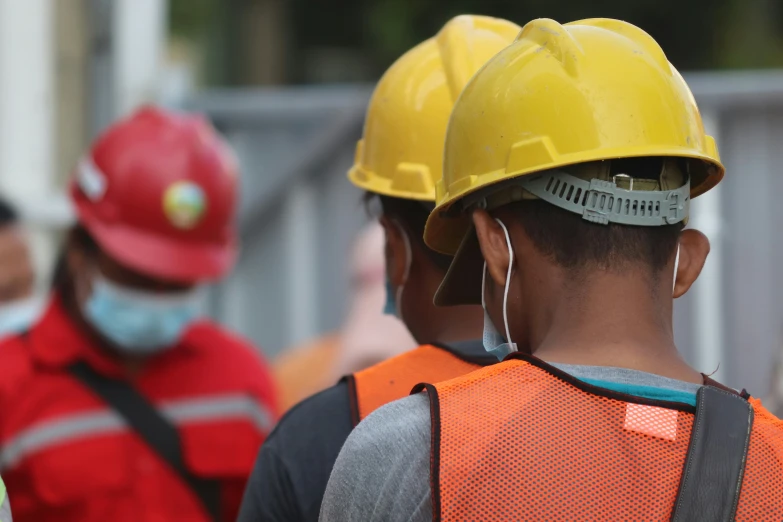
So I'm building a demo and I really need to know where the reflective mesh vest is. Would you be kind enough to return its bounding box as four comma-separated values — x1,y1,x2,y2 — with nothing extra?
422,354,783,521
347,344,492,426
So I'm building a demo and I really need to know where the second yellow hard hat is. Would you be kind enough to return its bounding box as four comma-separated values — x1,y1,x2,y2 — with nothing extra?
348,15,521,201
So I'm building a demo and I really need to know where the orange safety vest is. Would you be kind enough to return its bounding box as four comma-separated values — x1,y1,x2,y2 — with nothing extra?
421,353,783,521
347,343,493,426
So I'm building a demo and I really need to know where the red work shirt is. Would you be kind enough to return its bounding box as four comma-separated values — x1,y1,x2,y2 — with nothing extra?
0,295,278,522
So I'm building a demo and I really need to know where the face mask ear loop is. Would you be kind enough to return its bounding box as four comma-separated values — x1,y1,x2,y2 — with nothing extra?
495,219,517,351
672,245,681,295
481,261,488,309
393,221,413,319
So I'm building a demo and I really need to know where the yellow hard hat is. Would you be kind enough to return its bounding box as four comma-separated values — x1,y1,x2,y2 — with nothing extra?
348,15,521,201
424,18,725,255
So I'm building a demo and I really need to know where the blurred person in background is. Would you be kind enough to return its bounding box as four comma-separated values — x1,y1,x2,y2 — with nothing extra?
0,199,41,337
237,15,518,522
0,107,277,522
274,221,416,413
322,19,783,521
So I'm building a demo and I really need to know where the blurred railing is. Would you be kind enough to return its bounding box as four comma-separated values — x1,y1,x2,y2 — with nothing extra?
677,70,783,396
187,70,783,397
185,86,373,359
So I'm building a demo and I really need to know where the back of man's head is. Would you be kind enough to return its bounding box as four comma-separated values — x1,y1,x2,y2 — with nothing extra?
367,192,483,344
508,158,682,281
370,193,453,274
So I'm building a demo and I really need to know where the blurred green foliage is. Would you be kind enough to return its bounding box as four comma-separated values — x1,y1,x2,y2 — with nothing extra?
169,0,219,40
171,0,783,86
357,0,783,73
169,0,239,85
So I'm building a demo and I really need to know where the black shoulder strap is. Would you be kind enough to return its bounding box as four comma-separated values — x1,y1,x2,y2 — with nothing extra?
671,385,753,522
67,361,221,522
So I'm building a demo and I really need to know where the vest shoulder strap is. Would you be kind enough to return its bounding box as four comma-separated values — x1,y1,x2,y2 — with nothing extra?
672,385,753,522
346,344,486,426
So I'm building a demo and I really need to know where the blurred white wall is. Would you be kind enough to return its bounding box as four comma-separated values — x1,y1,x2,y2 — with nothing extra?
112,0,168,120
0,0,169,289
0,0,58,288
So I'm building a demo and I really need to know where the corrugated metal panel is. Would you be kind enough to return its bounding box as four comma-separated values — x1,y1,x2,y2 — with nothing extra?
185,87,370,357
720,107,783,394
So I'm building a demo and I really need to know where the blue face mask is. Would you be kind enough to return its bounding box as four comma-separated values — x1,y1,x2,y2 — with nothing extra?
0,297,43,337
384,278,397,315
481,219,518,361
382,223,412,319
84,275,201,354
482,306,515,361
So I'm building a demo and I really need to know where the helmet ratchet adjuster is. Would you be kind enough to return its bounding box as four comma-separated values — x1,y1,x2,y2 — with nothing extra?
456,170,690,227
525,171,689,226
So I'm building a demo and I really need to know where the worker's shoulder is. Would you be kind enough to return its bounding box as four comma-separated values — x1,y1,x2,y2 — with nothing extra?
321,393,433,521
342,392,431,465
261,382,353,472
266,381,352,456
183,320,270,372
750,398,783,440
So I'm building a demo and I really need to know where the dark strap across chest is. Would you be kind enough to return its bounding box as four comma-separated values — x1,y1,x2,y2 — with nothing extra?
67,361,222,522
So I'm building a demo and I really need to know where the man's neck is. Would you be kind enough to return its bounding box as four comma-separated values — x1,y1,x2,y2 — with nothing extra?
428,304,484,346
535,341,703,385
526,277,703,385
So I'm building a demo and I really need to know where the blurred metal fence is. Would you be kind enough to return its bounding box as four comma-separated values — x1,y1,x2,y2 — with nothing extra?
185,86,373,359
676,70,783,396
188,70,783,398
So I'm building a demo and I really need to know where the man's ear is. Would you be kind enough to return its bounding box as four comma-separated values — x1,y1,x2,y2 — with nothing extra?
673,228,710,298
473,209,510,287
379,216,408,287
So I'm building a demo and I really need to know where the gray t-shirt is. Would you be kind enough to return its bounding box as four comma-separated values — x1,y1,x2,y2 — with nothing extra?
319,364,701,522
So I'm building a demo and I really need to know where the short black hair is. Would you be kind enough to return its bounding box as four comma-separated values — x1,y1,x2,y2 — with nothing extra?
505,157,684,275
0,198,19,227
510,199,681,274
364,192,453,273
51,225,99,293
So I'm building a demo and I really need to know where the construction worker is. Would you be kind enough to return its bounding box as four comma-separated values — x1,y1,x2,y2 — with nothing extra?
321,18,783,521
237,16,519,522
0,107,278,522
0,198,40,337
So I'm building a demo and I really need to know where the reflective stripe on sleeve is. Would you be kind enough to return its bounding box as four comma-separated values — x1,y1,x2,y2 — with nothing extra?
161,394,274,431
0,393,274,471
